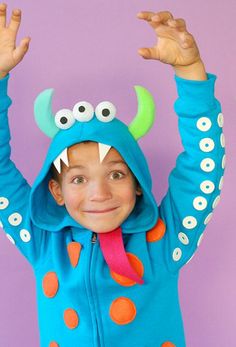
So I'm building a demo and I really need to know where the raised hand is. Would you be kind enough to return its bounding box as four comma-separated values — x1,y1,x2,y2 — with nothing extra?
137,10,206,79
0,3,30,78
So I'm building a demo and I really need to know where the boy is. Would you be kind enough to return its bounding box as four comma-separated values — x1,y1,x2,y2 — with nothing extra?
0,4,225,347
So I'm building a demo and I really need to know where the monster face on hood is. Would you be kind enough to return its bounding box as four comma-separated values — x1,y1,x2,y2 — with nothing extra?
30,86,159,236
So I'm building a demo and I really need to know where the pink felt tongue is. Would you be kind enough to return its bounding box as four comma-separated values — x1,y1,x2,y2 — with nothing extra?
98,227,144,285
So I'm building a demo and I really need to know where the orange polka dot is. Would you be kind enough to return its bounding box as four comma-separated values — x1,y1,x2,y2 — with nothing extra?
49,342,59,347
161,342,176,347
67,242,82,268
146,218,166,242
110,253,144,286
64,308,79,329
42,272,59,298
110,297,136,325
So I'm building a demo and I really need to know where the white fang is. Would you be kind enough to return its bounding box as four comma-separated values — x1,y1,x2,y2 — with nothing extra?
53,148,69,174
98,143,111,163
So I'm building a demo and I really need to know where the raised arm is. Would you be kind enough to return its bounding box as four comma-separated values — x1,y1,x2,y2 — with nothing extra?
160,72,224,272
0,4,46,267
137,11,225,272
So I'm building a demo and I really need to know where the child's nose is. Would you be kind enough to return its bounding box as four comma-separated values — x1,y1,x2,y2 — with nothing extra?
88,181,112,202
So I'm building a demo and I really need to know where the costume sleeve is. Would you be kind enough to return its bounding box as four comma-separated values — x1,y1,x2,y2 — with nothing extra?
0,73,47,268
159,73,225,272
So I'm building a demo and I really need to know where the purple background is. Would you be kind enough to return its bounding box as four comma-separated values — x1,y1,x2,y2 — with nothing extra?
0,0,235,346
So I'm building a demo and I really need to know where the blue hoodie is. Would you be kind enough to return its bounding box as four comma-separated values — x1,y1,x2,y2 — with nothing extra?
0,73,225,347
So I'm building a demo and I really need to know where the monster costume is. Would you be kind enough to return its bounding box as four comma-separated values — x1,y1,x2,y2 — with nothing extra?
0,72,225,347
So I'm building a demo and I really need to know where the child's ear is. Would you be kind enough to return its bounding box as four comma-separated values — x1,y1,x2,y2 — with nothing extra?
48,179,65,206
136,185,142,196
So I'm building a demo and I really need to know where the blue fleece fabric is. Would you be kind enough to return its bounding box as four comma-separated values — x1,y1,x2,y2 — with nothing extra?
0,73,225,347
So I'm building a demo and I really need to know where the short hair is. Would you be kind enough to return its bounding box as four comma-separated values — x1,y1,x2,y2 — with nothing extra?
50,141,93,182
49,141,141,191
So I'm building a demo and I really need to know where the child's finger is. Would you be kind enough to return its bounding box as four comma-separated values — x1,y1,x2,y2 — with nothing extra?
151,11,174,24
167,18,186,31
137,11,156,22
138,47,160,60
179,32,195,49
8,8,21,34
0,3,7,28
13,36,30,63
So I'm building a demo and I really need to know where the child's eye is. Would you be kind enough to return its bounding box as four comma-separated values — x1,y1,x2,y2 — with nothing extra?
72,176,86,184
110,171,125,180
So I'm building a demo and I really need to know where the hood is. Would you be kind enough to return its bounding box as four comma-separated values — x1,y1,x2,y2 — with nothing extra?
30,85,159,234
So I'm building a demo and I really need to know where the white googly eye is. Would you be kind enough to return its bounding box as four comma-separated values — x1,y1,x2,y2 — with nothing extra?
0,197,9,210
55,109,75,130
196,117,212,132
193,196,208,211
200,180,215,194
199,138,215,152
8,212,22,226
200,158,215,172
20,229,31,243
182,216,197,229
172,248,182,261
178,232,189,245
95,101,116,122
73,101,94,122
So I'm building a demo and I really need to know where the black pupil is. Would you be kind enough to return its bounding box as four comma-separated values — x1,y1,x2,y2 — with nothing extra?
102,108,110,117
79,106,86,112
60,116,68,124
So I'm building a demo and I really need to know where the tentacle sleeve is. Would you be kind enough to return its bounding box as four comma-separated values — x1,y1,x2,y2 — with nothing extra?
0,74,48,268
159,73,225,272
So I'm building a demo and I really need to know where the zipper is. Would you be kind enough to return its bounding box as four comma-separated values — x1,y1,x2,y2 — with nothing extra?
88,231,102,347
91,232,97,244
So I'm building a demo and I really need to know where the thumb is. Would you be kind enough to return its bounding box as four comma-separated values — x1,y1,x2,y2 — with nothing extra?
13,37,31,64
137,47,160,60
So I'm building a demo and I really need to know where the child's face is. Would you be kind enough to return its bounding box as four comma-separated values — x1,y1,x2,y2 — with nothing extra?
49,142,142,233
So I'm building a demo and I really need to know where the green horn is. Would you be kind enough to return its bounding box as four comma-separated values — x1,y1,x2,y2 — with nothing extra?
34,88,59,138
128,85,156,140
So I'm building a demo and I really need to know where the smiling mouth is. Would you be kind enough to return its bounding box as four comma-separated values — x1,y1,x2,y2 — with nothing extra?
84,207,118,214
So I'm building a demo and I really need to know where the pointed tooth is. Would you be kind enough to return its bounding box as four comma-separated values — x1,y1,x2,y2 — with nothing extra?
53,156,62,174
98,143,111,163
60,148,69,167
53,147,69,174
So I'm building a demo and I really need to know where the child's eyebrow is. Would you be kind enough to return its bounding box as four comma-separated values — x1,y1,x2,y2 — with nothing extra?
106,160,128,166
67,160,128,171
67,165,86,171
